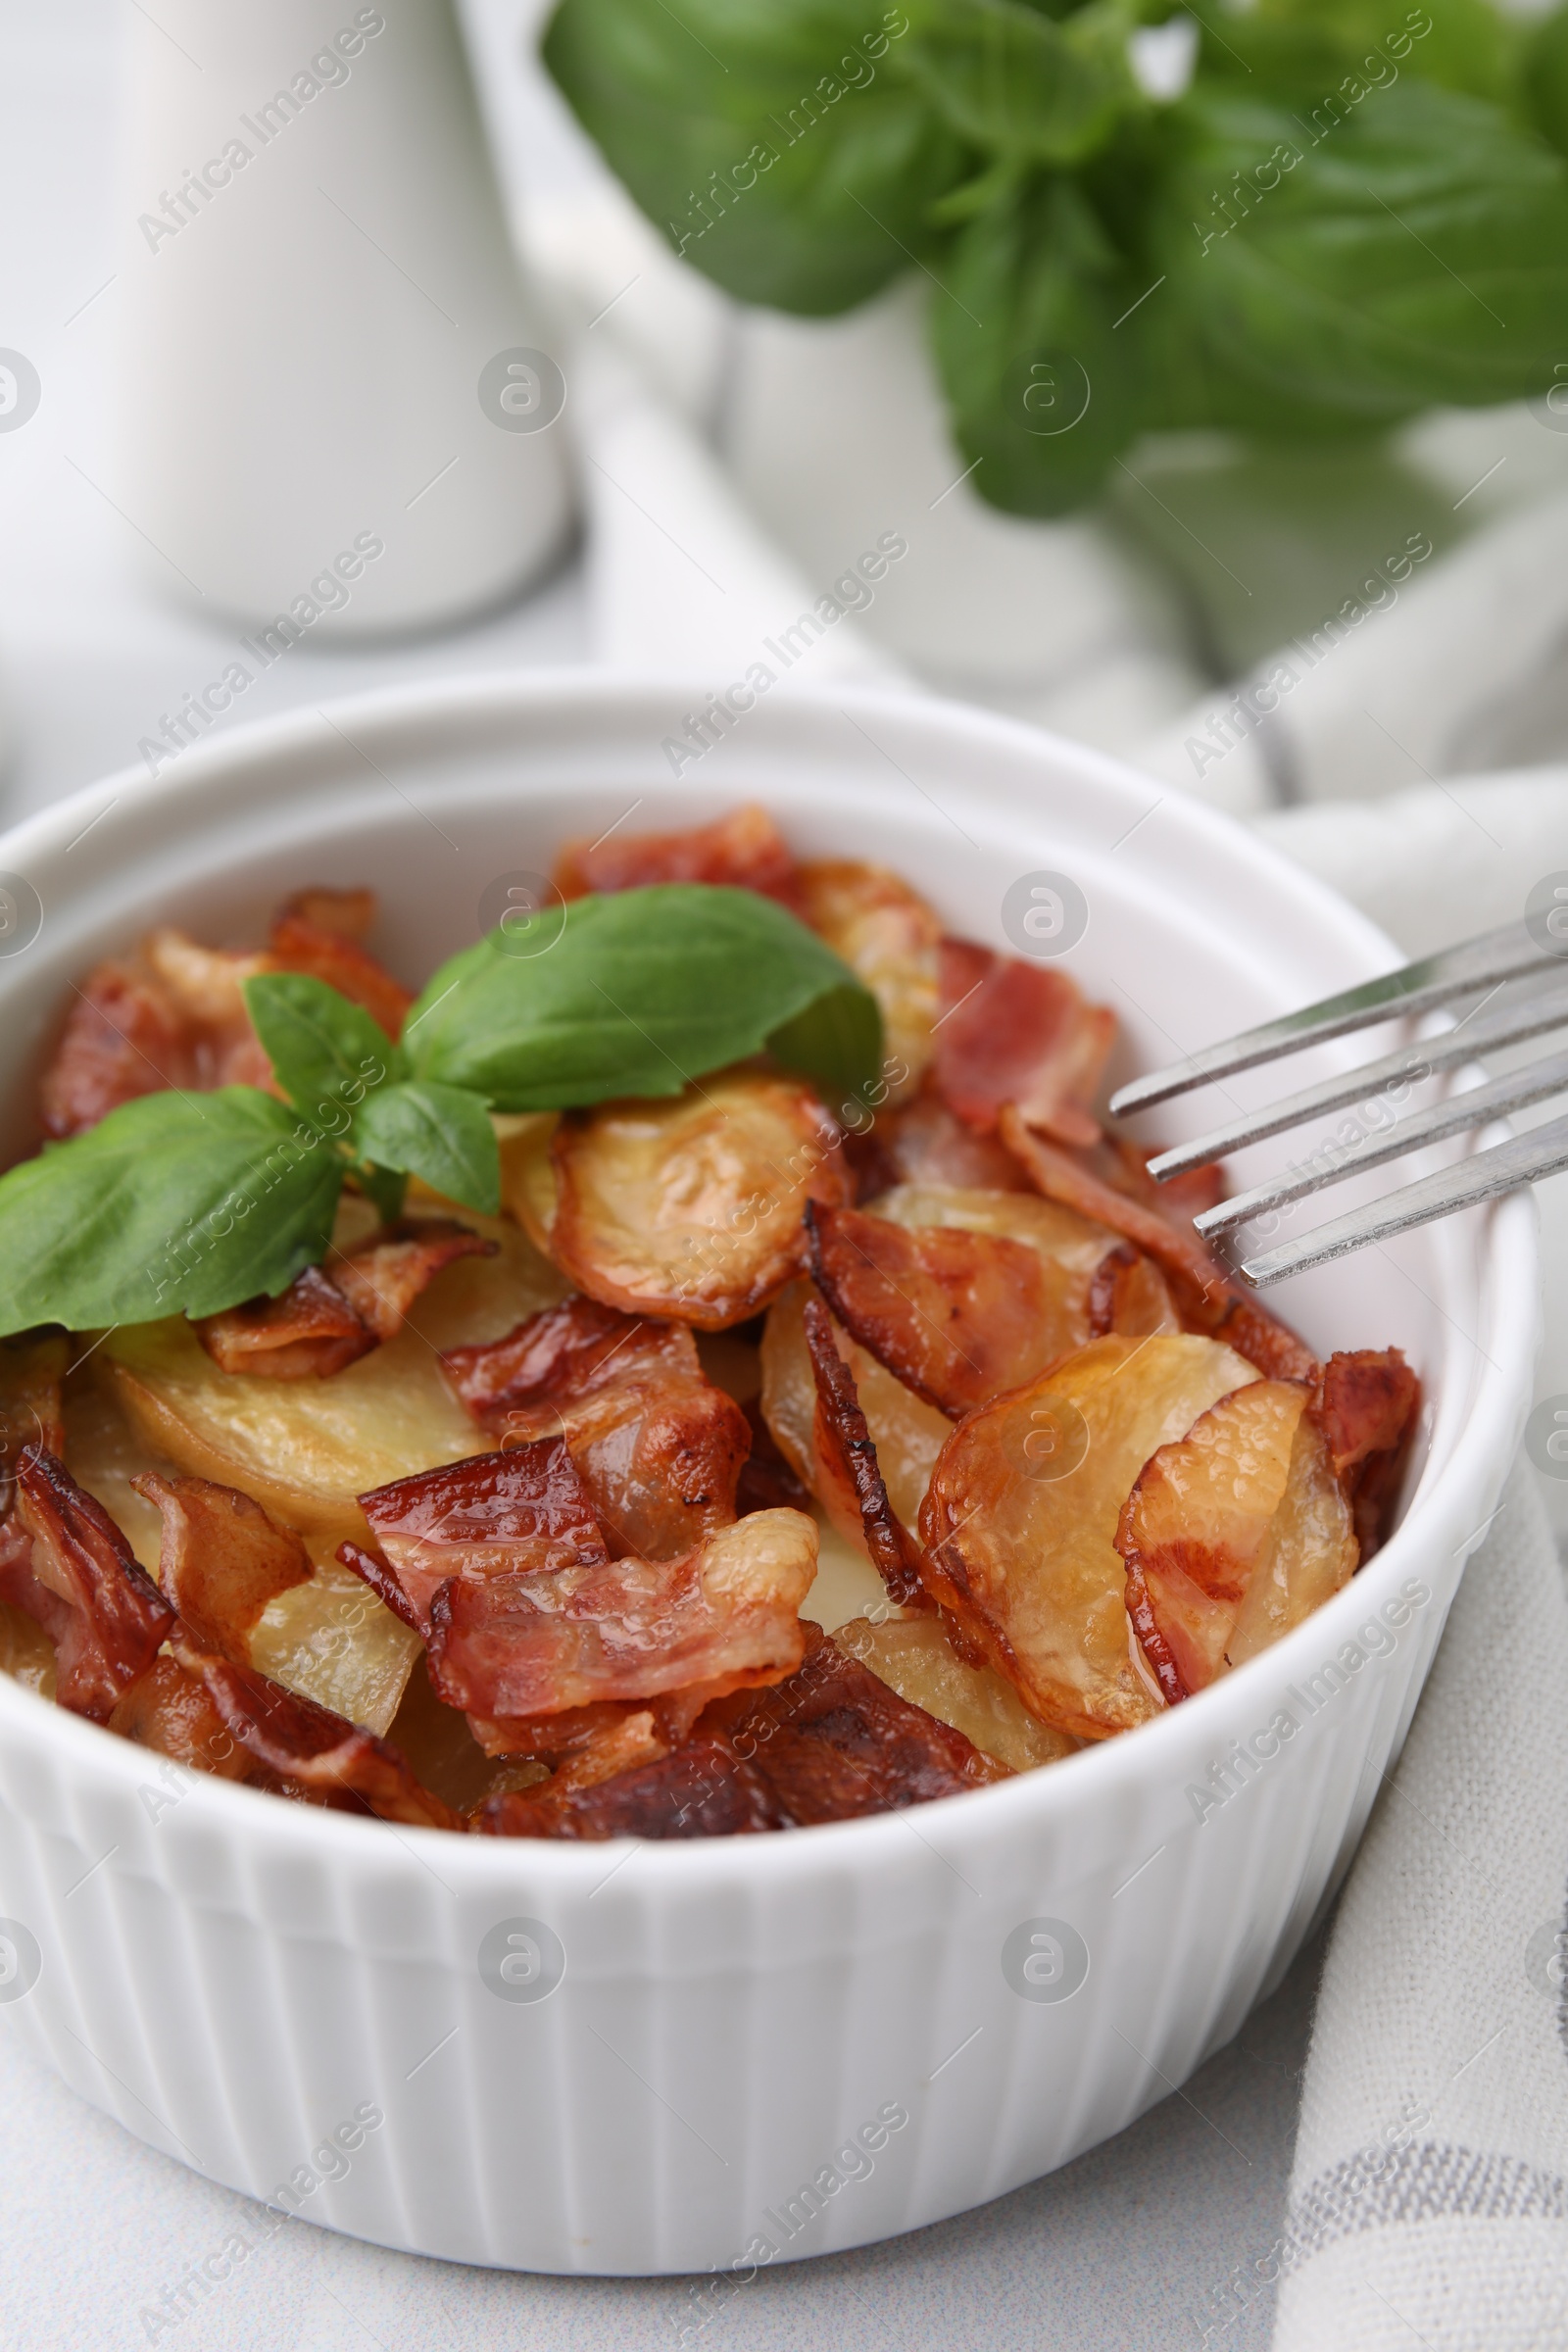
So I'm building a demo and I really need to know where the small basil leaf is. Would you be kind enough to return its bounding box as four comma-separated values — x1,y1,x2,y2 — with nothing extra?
929,175,1146,514
243,973,406,1135
353,1081,502,1216
0,1089,345,1335
405,884,883,1110
542,0,969,314
1521,2,1568,160
1243,0,1519,108
904,0,1143,167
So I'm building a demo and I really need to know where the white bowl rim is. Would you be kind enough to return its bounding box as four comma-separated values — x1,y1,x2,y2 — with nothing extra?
0,667,1537,1893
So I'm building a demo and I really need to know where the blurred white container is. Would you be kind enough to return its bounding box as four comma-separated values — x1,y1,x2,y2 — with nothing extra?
114,0,572,637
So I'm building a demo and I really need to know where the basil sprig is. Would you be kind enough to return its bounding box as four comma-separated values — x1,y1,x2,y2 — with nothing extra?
543,0,1568,514
0,885,881,1336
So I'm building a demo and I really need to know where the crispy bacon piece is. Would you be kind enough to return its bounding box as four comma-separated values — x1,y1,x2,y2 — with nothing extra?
130,1472,312,1665
1000,1109,1318,1384
550,1069,851,1330
1085,1244,1178,1340
481,1735,790,1839
275,887,377,941
702,1621,1006,1823
39,960,204,1138
736,1397,810,1515
196,1221,495,1378
1310,1348,1420,1554
870,1082,1036,1194
107,1653,257,1780
197,1265,375,1379
802,1296,927,1608
358,1438,611,1635
268,905,411,1042
169,1630,460,1829
331,1221,497,1344
0,1450,173,1721
807,1200,1067,1419
441,1295,750,1560
421,1506,817,1721
553,801,803,912
933,941,1115,1149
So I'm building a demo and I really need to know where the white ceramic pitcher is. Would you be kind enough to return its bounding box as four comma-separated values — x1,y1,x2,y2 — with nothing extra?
114,0,572,635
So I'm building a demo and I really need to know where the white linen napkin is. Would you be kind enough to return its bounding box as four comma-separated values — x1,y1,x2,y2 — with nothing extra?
1262,1469,1568,2351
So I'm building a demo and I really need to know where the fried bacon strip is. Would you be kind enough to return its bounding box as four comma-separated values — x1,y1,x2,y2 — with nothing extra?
268,899,412,1042
38,888,407,1138
441,1295,750,1560
130,1472,312,1665
1310,1348,1420,1554
806,1200,1065,1419
700,1621,1006,1824
553,801,803,912
169,1629,460,1829
197,1221,495,1378
0,1450,173,1721
802,1295,927,1608
419,1504,817,1721
1000,1108,1317,1383
858,1081,1035,1198
933,941,1115,1149
480,1734,790,1840
356,1438,611,1635
107,1654,255,1781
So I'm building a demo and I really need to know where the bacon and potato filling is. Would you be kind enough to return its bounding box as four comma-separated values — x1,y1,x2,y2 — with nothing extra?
0,814,1420,1836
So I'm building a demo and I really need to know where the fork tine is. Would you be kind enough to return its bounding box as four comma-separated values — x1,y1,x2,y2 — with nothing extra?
1145,976,1568,1182
1196,1043,1568,1239
1235,1107,1568,1288
1108,917,1552,1118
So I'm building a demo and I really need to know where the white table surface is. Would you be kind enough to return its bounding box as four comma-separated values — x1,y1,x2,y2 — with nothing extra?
0,4,1315,2343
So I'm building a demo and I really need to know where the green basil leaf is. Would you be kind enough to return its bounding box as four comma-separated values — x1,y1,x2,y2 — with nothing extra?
541,0,969,314
242,973,406,1134
929,175,1147,514
904,0,1143,167
0,1089,345,1336
353,1081,501,1216
1237,0,1518,109
354,1162,409,1226
1521,3,1568,160
765,980,887,1111
1147,80,1568,428
405,884,883,1111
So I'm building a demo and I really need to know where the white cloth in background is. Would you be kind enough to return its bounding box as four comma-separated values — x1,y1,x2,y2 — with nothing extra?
1267,1473,1568,2350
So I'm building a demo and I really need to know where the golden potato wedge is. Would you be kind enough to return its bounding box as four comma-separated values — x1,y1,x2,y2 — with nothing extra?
760,1278,950,1541
795,860,941,1105
1116,1380,1313,1702
833,1614,1077,1773
550,1069,851,1329
919,1334,1260,1739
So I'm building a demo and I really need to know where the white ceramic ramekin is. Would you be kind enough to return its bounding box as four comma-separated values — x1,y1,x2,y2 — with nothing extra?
0,678,1536,2276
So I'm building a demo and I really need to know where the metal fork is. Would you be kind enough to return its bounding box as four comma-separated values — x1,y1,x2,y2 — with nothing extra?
1105,916,1568,1289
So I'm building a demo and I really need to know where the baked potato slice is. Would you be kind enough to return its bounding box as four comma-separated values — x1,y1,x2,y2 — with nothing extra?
549,1069,850,1329
794,859,941,1105
919,1334,1260,1739
833,1614,1077,1773
760,1278,951,1543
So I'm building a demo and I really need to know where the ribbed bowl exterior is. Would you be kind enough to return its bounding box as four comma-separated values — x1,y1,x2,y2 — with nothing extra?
0,677,1536,2272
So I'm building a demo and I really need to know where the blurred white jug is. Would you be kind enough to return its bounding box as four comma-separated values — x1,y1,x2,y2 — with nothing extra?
114,0,572,636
